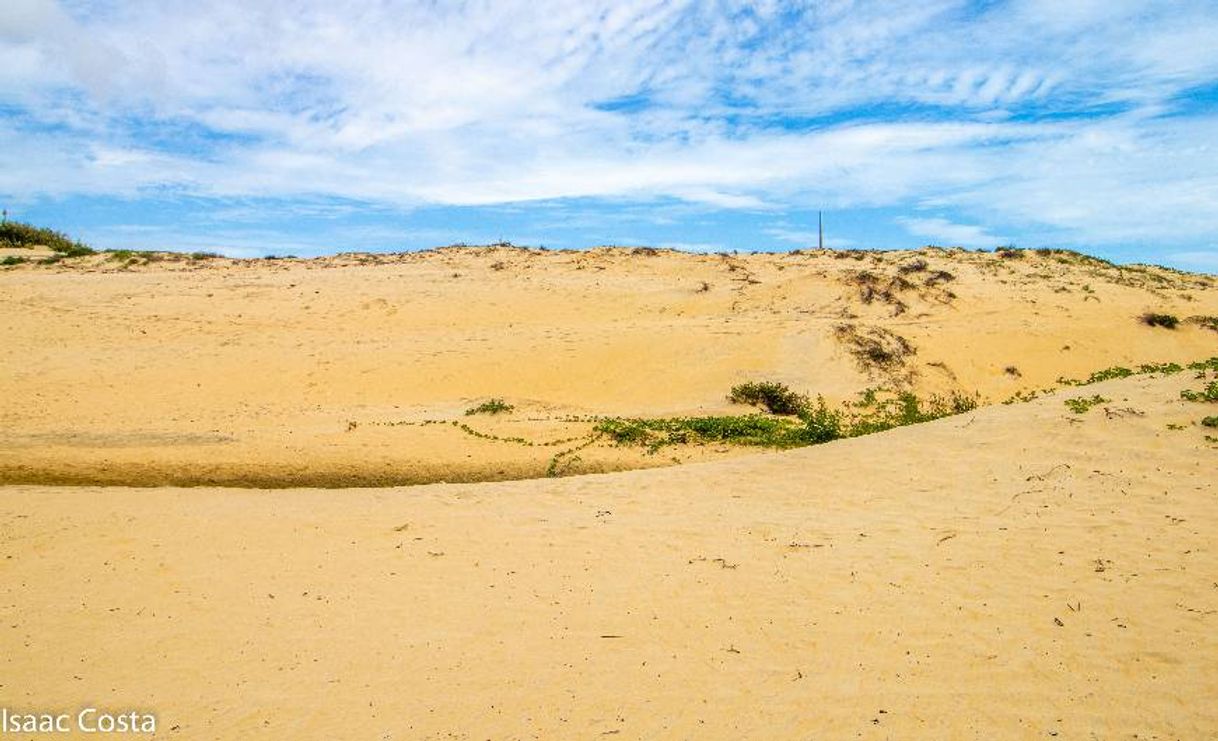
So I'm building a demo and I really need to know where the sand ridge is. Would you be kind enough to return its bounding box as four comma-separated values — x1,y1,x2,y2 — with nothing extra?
2,246,1215,487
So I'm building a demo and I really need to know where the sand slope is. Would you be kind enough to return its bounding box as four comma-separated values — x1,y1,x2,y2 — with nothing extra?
3,370,1216,738
2,246,1216,486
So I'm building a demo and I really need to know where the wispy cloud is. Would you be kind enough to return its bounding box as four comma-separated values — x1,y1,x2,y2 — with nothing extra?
899,217,1008,248
1,0,1217,266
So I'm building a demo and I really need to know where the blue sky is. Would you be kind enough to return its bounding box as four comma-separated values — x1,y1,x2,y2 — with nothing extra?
2,1,1217,270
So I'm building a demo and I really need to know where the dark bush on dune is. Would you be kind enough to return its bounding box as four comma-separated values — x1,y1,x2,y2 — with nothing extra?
0,220,94,256
1141,312,1179,329
728,381,808,415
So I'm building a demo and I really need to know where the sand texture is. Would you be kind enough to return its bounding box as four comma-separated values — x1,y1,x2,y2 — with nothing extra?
2,370,1217,738
2,246,1216,486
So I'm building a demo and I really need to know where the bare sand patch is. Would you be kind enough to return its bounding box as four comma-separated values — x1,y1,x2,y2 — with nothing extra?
1,372,1216,737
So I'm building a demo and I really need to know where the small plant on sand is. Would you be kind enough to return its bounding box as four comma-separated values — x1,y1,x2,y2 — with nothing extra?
728,381,808,416
924,269,956,286
1180,381,1218,403
1,255,27,266
844,389,977,436
1137,362,1184,375
1189,315,1218,332
465,398,514,416
834,324,916,372
1064,395,1109,414
1003,389,1040,405
1140,312,1179,329
1202,416,1218,428
1058,365,1135,386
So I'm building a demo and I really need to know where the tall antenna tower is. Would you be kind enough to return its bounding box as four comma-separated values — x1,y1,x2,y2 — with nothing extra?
818,211,823,250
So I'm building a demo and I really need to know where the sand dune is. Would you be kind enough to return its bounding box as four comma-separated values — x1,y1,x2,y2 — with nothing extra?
2,370,1216,738
2,246,1216,486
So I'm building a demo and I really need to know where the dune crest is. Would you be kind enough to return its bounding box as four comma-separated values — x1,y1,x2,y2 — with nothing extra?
2,245,1216,486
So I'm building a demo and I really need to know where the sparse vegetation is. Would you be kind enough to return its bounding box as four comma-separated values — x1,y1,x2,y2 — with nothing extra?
1189,315,1218,332
1,255,27,266
1138,362,1184,375
924,269,955,286
1064,395,1109,414
832,249,867,261
848,270,913,314
728,381,807,416
0,220,95,256
1003,389,1041,405
1059,366,1135,386
834,324,916,372
897,259,928,274
1141,312,1180,329
1202,416,1218,428
598,384,976,453
1180,381,1218,403
465,398,515,416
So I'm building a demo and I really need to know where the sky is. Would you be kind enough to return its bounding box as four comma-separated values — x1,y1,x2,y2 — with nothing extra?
1,1,1217,270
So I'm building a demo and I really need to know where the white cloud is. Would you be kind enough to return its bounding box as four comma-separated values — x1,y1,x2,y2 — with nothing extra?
1,0,1218,259
899,217,1008,248
1163,251,1218,273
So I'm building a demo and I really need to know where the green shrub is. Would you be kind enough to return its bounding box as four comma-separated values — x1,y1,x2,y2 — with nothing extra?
1064,395,1109,414
1059,366,1135,386
1181,381,1218,403
728,381,808,415
1,255,27,266
0,221,94,255
797,397,844,443
846,391,976,435
0,219,91,254
596,414,814,452
1202,416,1218,428
465,398,514,415
1141,312,1179,329
600,387,975,453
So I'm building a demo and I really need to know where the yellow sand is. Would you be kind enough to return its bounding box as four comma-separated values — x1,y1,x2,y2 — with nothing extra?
2,247,1217,737
2,370,1216,738
2,246,1216,486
